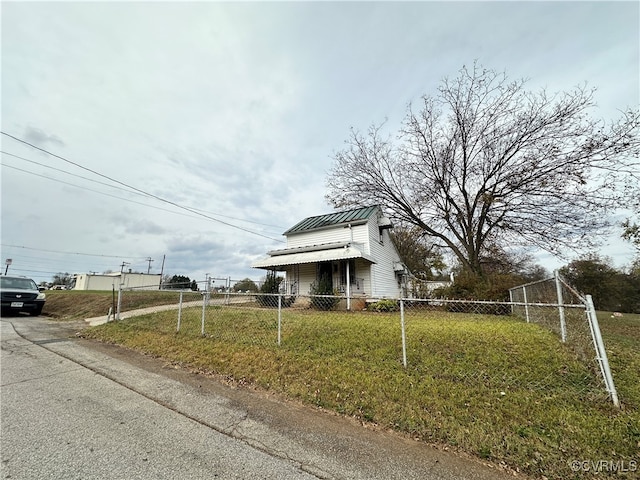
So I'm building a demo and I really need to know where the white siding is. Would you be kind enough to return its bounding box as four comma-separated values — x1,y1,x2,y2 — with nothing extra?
286,222,369,249
259,207,405,299
353,258,372,295
73,273,161,291
73,274,120,291
292,263,316,295
366,217,404,298
121,274,162,290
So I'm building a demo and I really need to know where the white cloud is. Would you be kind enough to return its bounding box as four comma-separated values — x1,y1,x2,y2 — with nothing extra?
1,1,638,284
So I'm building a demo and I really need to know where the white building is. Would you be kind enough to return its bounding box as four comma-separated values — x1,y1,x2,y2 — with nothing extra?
73,272,161,291
252,206,408,300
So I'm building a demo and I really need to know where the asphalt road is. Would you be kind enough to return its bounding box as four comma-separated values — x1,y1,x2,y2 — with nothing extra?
1,316,524,480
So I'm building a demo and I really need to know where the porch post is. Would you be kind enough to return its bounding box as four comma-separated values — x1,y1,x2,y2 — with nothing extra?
346,260,351,310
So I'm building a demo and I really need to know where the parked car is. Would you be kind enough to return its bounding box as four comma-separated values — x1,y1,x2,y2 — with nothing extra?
0,275,46,316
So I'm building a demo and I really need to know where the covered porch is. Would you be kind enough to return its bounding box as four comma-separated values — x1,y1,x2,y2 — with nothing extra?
252,242,375,303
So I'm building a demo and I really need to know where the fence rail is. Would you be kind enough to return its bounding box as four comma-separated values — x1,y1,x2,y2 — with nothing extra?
111,273,620,407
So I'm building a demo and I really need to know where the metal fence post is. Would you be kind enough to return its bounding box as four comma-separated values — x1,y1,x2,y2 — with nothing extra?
554,270,567,342
116,282,122,321
508,288,514,315
400,298,407,368
176,290,183,332
201,292,206,336
277,294,282,346
523,286,530,323
585,295,620,408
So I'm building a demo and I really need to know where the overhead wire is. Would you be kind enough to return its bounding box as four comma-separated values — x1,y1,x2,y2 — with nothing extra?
0,243,149,259
2,150,286,231
2,150,146,196
1,131,286,242
0,254,120,272
1,245,155,278
3,163,265,228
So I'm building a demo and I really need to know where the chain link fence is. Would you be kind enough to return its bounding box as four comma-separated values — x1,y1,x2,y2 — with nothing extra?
508,272,619,407
112,274,620,407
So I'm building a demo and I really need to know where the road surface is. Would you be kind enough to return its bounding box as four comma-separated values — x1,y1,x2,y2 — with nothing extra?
1,316,523,479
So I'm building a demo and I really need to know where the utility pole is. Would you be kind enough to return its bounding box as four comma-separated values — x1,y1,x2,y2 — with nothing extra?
159,254,166,290
146,257,154,274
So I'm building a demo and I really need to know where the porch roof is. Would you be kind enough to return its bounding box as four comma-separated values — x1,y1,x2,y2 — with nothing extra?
251,246,376,269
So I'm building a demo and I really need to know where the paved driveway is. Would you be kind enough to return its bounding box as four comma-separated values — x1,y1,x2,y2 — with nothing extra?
1,316,524,480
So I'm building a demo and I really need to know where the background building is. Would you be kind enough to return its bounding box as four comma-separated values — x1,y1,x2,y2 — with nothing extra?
73,272,161,291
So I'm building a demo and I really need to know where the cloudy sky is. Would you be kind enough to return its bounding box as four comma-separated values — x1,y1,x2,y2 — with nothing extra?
1,1,638,286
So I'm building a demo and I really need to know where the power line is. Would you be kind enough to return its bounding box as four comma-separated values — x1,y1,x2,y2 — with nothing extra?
7,267,84,276
2,150,286,231
1,243,148,259
3,162,284,235
1,132,286,242
0,252,119,265
2,163,223,223
1,150,144,197
0,258,107,270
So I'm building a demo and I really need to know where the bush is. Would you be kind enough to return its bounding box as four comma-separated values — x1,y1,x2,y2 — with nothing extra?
255,294,296,308
256,271,283,307
233,278,259,293
260,271,282,294
435,272,525,301
255,294,279,308
367,299,399,312
310,273,340,311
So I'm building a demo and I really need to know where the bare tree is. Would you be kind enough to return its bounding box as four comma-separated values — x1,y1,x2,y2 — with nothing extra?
389,225,446,280
327,64,639,277
621,166,640,254
623,220,640,254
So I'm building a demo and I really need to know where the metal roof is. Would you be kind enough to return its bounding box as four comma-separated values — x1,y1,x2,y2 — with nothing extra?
284,205,379,235
268,242,350,256
251,246,376,269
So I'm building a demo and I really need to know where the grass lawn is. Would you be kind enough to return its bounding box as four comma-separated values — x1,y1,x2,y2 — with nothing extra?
42,289,192,320
82,305,640,480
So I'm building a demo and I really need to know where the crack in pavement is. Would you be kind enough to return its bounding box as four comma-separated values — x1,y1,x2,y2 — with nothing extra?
3,319,330,479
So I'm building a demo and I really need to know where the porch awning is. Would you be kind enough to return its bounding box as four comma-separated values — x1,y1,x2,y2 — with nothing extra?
251,246,376,269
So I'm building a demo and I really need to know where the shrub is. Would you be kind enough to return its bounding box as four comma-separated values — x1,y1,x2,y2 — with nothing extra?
310,273,340,311
255,272,296,308
435,272,525,301
367,299,399,312
256,271,283,307
260,271,282,294
233,278,259,293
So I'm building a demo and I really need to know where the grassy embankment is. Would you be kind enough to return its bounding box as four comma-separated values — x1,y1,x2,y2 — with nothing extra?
42,289,185,320
46,290,640,479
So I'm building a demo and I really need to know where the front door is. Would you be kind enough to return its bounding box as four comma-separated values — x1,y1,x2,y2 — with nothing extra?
317,262,333,289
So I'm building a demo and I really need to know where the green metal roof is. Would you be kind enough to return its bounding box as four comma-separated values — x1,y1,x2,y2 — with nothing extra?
284,205,379,235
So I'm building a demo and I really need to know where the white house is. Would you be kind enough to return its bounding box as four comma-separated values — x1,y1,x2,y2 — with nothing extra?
72,272,161,291
251,206,408,302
